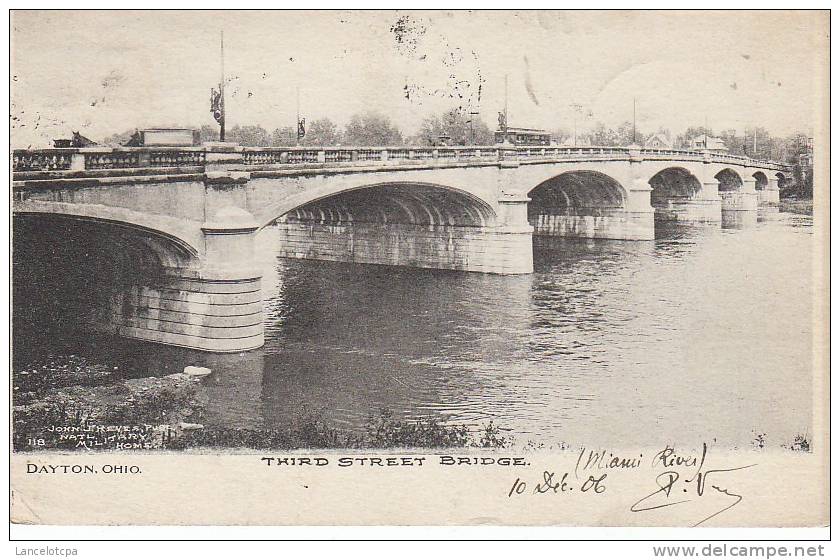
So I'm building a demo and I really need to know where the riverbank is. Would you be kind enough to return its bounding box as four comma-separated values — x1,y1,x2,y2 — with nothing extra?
13,354,510,451
780,198,814,215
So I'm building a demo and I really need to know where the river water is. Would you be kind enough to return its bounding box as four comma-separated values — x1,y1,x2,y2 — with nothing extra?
13,209,816,449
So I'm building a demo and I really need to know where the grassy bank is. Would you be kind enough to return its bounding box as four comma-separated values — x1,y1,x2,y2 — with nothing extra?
13,354,509,451
780,198,814,215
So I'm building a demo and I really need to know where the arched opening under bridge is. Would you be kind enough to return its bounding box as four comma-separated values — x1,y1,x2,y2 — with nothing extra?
13,212,264,353
716,168,758,227
270,182,531,274
526,170,653,241
13,214,196,352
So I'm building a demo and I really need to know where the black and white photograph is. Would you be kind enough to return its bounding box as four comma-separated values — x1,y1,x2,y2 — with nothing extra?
8,9,829,532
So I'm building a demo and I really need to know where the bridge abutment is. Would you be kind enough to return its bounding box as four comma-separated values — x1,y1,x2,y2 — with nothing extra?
86,206,265,352
93,272,264,353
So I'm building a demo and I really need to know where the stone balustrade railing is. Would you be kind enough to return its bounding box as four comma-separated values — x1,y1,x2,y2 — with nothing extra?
12,145,792,173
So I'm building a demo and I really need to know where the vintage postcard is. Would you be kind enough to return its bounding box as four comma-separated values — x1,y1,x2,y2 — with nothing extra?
8,9,829,530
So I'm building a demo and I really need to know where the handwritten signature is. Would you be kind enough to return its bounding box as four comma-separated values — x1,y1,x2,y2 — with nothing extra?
630,443,757,526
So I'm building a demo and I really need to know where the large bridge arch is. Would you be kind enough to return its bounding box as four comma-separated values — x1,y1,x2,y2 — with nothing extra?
714,167,758,224
13,212,207,343
13,201,203,262
257,181,498,231
525,169,652,240
527,170,627,214
12,207,263,353
264,180,530,274
645,166,722,224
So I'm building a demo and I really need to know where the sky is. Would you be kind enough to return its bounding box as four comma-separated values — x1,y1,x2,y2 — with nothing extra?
10,10,828,147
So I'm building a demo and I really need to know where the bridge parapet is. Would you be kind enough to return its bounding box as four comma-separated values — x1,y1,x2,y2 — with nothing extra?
12,145,792,175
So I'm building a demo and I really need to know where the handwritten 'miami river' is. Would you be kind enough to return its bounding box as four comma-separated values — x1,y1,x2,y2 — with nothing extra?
14,210,815,449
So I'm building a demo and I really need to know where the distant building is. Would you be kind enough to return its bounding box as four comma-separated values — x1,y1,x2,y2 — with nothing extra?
494,127,552,146
798,136,814,168
689,135,727,152
644,133,673,150
52,131,97,148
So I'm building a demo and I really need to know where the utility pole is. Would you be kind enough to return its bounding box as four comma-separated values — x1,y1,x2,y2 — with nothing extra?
504,74,509,143
570,103,582,147
704,116,708,149
219,31,226,142
295,86,300,147
469,111,479,145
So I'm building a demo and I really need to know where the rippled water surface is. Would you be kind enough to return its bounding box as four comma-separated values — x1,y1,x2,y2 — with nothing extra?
14,210,816,448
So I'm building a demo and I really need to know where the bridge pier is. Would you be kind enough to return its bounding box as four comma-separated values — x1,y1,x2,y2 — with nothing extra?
86,207,265,353
760,178,781,206
97,272,264,353
721,176,758,228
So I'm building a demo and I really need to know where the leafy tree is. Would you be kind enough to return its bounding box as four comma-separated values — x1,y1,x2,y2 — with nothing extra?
411,108,494,146
226,124,271,147
549,127,572,145
271,127,297,146
301,117,342,146
198,124,219,143
344,111,403,146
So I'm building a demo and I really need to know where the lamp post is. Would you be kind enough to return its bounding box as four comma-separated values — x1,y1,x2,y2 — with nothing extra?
504,74,509,143
468,111,480,145
570,103,582,147
219,31,226,141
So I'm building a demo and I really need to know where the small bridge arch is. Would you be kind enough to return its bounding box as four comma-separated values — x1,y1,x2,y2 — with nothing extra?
715,168,745,192
752,171,769,191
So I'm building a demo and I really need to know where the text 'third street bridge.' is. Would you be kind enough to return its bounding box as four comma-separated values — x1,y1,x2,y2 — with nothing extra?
13,143,792,352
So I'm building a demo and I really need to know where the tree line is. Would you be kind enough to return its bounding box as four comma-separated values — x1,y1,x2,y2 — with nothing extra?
101,108,494,149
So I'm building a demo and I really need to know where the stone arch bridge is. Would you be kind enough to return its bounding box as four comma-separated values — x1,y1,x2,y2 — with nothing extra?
12,143,791,352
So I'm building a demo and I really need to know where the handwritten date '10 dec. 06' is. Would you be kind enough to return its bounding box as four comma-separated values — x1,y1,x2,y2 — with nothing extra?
508,471,608,497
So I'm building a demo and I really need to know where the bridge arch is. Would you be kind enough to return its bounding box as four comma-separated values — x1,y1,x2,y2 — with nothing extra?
526,169,644,240
775,171,789,189
527,170,627,215
13,210,200,271
13,212,204,343
648,167,702,209
255,180,497,231
753,171,769,190
715,168,744,192
264,181,529,274
267,181,497,231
